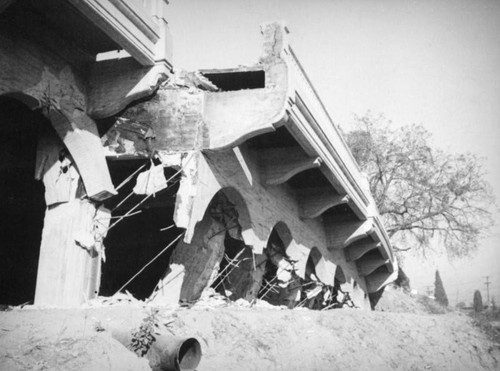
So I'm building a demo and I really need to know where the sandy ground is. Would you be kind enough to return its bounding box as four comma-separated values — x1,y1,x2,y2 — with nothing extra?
1,291,499,371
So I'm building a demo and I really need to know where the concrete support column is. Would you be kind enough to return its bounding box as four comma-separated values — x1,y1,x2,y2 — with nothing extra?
34,125,110,307
34,199,101,306
156,211,226,304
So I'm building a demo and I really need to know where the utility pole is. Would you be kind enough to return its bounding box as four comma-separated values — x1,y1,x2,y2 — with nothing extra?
484,276,491,305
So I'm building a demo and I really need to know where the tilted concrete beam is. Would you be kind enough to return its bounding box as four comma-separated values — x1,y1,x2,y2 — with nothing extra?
298,188,349,219
260,147,322,186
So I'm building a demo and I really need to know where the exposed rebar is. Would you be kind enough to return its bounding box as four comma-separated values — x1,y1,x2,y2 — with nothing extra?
115,232,185,295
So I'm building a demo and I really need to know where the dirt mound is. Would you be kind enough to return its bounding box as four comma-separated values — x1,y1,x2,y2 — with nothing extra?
373,284,428,314
1,304,499,371
0,307,150,371
374,284,451,315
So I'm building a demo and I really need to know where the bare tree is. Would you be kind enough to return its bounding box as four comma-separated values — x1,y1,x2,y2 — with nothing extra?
344,113,494,258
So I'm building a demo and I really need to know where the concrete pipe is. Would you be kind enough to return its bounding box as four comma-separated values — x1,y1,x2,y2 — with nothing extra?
148,336,201,371
110,328,202,371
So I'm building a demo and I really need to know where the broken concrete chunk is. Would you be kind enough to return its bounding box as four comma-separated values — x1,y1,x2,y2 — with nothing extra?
276,266,292,283
74,231,95,252
150,264,186,306
155,151,182,168
306,286,323,300
94,206,111,262
133,164,168,195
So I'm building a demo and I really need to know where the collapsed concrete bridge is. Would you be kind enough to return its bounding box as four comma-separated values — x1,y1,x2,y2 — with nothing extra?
0,0,396,310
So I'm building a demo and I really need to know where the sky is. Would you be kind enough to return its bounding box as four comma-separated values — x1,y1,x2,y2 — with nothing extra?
166,0,500,305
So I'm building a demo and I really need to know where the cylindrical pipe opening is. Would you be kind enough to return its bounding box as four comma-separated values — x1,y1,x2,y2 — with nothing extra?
177,338,201,371
154,336,202,371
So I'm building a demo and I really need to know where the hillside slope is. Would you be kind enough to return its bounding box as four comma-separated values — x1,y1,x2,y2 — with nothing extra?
0,299,499,371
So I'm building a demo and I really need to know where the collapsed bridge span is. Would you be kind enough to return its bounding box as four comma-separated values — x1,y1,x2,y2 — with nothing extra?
0,0,395,310
101,23,397,310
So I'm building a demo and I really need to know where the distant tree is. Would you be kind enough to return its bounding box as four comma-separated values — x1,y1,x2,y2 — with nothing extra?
394,265,411,291
434,270,449,307
344,113,494,258
473,290,483,312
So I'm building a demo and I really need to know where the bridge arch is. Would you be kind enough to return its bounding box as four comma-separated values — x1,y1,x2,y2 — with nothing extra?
206,187,258,300
331,265,358,308
210,187,253,243
271,221,293,250
1,92,41,110
1,91,116,306
256,221,302,308
335,265,347,285
0,95,47,305
305,246,329,283
152,187,255,303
